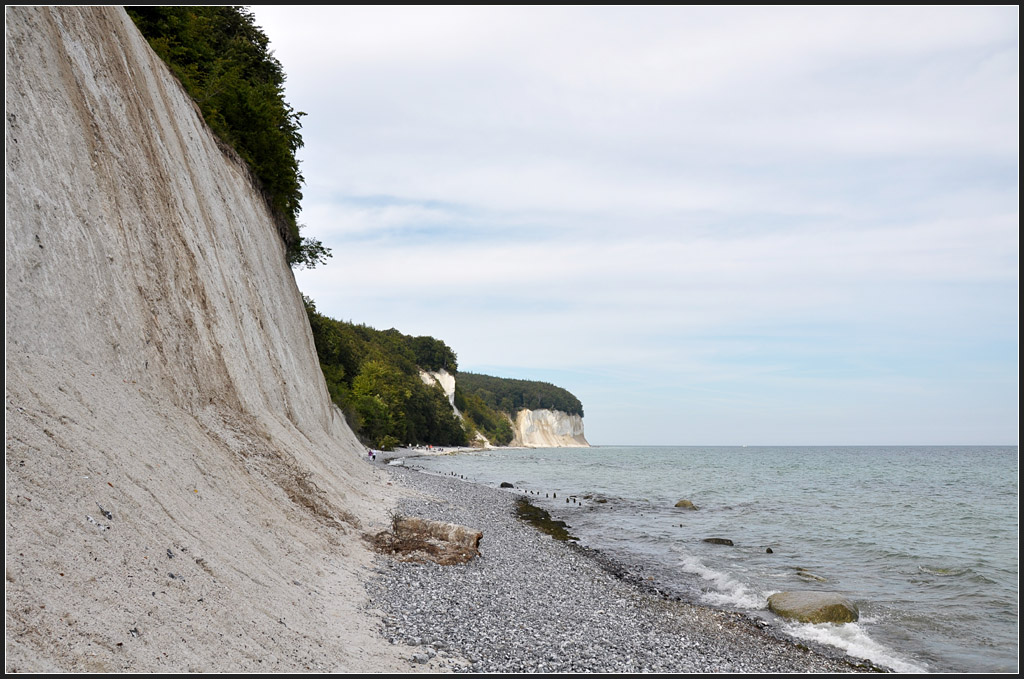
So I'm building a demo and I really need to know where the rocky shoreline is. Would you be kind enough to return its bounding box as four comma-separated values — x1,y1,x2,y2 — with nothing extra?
365,464,879,673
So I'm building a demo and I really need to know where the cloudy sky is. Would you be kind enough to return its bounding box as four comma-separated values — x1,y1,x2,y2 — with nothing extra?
251,6,1018,446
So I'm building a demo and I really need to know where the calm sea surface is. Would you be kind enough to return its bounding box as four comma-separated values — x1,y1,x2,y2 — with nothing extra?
406,445,1018,673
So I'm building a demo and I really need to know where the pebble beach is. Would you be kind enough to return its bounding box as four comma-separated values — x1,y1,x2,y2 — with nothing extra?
367,462,877,673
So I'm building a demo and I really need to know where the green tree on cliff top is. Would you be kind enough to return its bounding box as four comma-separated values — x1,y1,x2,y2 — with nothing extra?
127,6,329,269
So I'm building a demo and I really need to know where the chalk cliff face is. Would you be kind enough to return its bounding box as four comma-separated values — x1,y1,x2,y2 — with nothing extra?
5,7,402,672
419,369,459,415
509,409,590,448
420,371,588,448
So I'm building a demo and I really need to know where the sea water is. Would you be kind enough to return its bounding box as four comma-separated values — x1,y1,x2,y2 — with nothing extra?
406,446,1018,673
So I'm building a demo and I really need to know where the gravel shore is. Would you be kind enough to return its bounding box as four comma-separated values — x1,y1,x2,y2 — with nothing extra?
366,464,877,673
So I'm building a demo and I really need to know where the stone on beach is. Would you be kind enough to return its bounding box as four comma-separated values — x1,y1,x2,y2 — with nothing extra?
767,591,859,624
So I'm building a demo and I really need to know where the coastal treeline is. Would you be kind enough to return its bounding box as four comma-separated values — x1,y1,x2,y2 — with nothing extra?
305,298,466,450
458,391,515,447
456,372,584,418
126,6,329,269
304,299,585,450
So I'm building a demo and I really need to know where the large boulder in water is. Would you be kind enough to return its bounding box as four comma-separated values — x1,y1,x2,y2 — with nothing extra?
767,591,859,624
795,567,828,582
703,537,734,546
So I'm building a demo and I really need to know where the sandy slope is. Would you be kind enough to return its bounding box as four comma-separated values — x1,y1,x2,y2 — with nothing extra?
5,6,415,671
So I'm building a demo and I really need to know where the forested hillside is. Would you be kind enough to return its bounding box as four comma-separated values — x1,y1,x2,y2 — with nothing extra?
305,298,466,450
457,388,515,447
456,372,584,418
304,300,586,450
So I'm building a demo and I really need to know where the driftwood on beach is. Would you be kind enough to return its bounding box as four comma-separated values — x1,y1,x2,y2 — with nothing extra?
369,516,483,565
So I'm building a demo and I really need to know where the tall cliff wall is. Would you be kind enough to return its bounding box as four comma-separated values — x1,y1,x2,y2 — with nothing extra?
509,409,590,448
5,7,403,672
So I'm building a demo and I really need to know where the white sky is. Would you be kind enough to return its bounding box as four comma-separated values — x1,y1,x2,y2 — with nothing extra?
252,5,1018,445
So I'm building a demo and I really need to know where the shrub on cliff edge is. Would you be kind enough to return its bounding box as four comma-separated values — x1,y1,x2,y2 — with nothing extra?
126,6,329,268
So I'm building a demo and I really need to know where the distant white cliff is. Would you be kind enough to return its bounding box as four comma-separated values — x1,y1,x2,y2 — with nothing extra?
509,409,590,448
420,370,589,448
419,369,460,416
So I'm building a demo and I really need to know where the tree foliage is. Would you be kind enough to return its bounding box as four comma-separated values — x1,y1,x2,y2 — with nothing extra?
305,296,583,449
456,389,515,446
126,6,329,268
456,372,584,418
304,297,465,449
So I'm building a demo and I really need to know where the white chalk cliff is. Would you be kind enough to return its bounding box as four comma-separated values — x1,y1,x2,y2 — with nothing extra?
509,409,590,448
5,7,406,672
421,370,589,448
419,369,460,416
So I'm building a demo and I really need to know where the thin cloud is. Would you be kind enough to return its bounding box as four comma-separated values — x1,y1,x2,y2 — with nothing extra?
254,6,1018,444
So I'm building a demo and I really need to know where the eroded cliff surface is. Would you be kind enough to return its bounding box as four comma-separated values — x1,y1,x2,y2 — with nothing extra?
509,409,590,448
419,369,459,414
5,7,403,672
